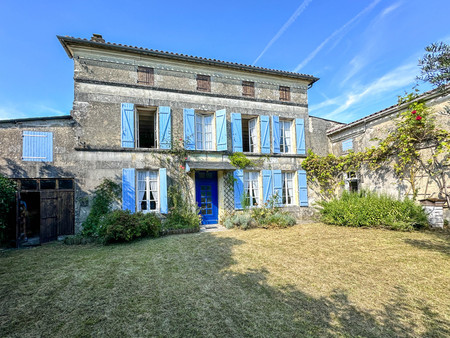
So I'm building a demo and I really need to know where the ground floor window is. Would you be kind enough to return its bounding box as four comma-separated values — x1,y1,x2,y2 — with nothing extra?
282,172,294,206
244,171,260,207
137,170,159,212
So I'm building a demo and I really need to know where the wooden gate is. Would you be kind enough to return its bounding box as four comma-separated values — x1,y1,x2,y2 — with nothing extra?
40,191,58,243
57,191,74,236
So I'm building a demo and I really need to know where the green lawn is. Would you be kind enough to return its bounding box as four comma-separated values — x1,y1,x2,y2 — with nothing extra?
1,223,449,337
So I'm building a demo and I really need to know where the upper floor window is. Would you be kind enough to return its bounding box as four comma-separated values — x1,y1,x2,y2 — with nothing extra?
137,66,154,86
244,171,260,207
136,107,157,148
121,103,172,150
242,117,258,153
22,131,53,162
281,172,294,206
197,75,211,92
280,86,291,101
280,120,292,153
137,170,159,212
342,139,353,152
242,81,255,97
195,113,215,150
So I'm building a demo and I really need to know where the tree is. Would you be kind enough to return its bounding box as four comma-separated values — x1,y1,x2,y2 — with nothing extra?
0,175,17,242
418,42,450,89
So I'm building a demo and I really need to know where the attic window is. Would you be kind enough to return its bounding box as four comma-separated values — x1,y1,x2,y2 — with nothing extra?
197,75,211,92
137,66,154,85
242,81,255,97
280,86,290,101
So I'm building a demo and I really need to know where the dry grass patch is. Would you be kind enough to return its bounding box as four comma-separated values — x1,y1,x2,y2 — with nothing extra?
1,223,449,337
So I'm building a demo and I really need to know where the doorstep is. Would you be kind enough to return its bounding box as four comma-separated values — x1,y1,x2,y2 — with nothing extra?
200,223,227,233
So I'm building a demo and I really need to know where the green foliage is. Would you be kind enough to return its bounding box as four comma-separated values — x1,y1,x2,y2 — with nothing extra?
418,42,450,88
240,192,251,211
81,179,121,237
229,152,254,169
164,186,201,230
0,175,17,242
317,190,429,231
223,193,296,230
98,209,161,244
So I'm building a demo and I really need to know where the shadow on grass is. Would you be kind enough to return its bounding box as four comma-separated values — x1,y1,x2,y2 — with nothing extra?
404,230,450,256
0,232,449,337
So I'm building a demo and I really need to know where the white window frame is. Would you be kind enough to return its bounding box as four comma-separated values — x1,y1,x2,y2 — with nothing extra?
280,120,292,154
135,107,158,149
248,118,257,153
244,171,260,207
281,172,294,206
195,113,215,150
137,170,159,213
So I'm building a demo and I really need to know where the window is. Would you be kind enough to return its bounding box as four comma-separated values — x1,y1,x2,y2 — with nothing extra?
137,170,159,212
242,81,255,97
242,117,258,152
22,131,53,162
346,172,359,192
244,171,260,207
136,107,157,148
281,172,294,205
137,66,154,85
342,139,353,152
195,113,214,150
197,75,211,92
280,86,291,101
280,120,292,153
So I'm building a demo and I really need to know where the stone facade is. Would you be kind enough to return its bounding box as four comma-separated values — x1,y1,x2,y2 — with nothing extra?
0,34,334,234
327,88,450,223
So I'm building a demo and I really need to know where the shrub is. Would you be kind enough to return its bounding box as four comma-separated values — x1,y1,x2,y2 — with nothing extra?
0,175,16,242
82,179,121,237
317,190,429,230
223,213,256,230
164,186,201,230
261,212,296,228
98,210,161,244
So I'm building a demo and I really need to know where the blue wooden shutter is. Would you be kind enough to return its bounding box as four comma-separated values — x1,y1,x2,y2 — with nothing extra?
183,108,195,150
272,116,280,154
159,106,172,149
121,103,135,148
159,168,168,213
342,139,353,152
122,168,136,212
260,115,270,154
215,109,227,151
295,118,306,154
262,170,273,204
22,131,53,162
233,169,244,209
272,170,282,205
298,170,308,207
231,113,243,152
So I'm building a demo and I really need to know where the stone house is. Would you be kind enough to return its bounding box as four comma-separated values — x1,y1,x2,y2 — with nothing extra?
0,34,340,244
1,34,448,244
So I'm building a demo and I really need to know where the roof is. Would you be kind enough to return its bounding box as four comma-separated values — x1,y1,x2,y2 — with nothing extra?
57,35,319,84
326,86,450,135
0,115,72,124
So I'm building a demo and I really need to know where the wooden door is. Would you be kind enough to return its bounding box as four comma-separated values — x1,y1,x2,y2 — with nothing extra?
57,191,74,236
40,191,58,243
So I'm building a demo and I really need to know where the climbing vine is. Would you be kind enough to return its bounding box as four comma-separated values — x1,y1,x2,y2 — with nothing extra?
303,92,450,204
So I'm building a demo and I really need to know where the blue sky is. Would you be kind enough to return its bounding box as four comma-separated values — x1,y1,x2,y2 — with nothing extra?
0,0,449,123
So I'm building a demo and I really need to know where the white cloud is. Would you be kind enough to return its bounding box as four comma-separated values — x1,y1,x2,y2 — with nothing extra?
310,59,418,121
252,0,313,66
0,103,67,120
293,0,381,72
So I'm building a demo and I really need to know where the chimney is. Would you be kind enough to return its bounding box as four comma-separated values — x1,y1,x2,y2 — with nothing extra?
91,34,105,43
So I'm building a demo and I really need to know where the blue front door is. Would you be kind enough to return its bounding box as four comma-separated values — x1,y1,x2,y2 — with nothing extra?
195,171,218,225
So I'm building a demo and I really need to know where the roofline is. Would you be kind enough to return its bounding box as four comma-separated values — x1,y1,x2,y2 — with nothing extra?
326,86,450,135
57,35,319,84
0,115,72,124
